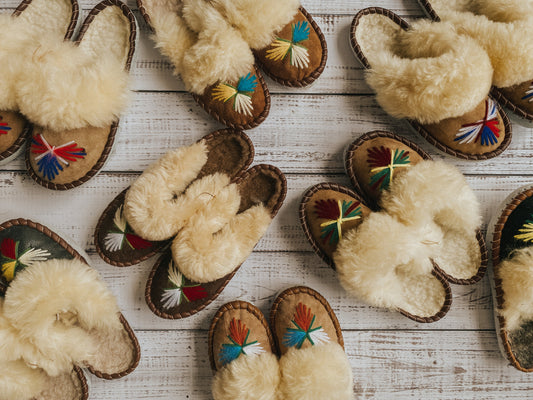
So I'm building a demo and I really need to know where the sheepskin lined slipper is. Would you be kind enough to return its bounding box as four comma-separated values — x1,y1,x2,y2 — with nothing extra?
270,286,353,400
137,0,269,130
350,7,511,160
489,185,533,372
0,0,79,166
146,164,286,319
94,129,254,267
0,219,140,380
210,301,279,400
419,0,533,123
300,131,487,322
23,0,136,190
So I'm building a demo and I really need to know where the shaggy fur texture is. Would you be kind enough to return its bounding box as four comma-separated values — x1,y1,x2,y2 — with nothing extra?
429,0,533,88
0,360,48,400
3,259,122,376
498,247,533,332
355,15,493,124
381,161,482,280
212,352,280,400
279,343,353,400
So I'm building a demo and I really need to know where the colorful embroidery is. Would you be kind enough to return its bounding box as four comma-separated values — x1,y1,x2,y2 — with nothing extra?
314,199,362,245
31,134,86,181
521,82,533,102
212,73,257,116
0,238,50,282
161,260,208,309
283,303,329,349
367,146,410,191
219,318,264,366
455,99,500,146
514,217,533,243
104,205,152,252
266,21,310,69
0,116,11,135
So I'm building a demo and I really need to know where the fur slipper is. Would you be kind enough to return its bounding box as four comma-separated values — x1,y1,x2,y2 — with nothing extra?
146,164,286,319
137,0,270,130
94,129,254,267
420,0,533,123
0,219,140,380
210,301,280,400
350,7,511,160
0,0,79,166
489,185,533,372
271,286,353,400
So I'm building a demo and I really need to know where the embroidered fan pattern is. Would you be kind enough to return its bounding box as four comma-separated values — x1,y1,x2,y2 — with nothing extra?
212,73,257,117
161,260,208,309
0,238,50,282
0,116,11,135
514,217,533,243
314,199,362,245
266,21,310,69
367,146,410,191
454,99,500,146
31,134,87,181
219,318,265,366
104,205,152,252
521,82,533,103
283,303,329,349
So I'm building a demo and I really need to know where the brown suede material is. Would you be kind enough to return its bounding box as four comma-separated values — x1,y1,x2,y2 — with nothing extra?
0,111,27,155
254,9,325,84
498,80,533,117
423,99,507,156
35,369,85,400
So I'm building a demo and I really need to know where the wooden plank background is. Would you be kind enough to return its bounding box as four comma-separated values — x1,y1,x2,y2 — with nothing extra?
2,0,533,398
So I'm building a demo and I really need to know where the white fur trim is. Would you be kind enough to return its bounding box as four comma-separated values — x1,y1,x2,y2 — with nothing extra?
212,352,280,400
355,15,493,124
0,360,48,400
279,343,353,400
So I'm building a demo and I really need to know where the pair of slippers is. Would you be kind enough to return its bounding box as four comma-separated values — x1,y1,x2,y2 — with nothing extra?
0,219,140,400
209,286,353,400
351,2,533,160
301,131,487,322
94,129,286,319
138,0,327,130
0,0,136,190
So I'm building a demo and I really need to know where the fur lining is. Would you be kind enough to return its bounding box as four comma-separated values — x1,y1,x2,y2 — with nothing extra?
356,16,493,124
209,0,300,49
212,353,280,400
279,343,353,400
0,360,48,400
497,247,533,332
3,259,122,376
333,212,447,318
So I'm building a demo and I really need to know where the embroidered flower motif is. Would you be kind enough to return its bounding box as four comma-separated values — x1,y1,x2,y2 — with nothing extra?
314,199,362,245
0,116,11,135
521,82,533,102
266,21,310,69
454,99,500,146
161,260,208,309
219,318,265,366
31,134,87,181
0,238,50,282
367,146,410,191
283,303,329,349
104,205,152,252
514,217,533,243
212,73,258,116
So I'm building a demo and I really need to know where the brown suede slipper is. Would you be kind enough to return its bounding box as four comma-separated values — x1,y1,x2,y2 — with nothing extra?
94,129,254,267
254,7,327,87
0,219,140,381
0,0,79,166
145,164,286,319
25,0,136,190
350,7,511,160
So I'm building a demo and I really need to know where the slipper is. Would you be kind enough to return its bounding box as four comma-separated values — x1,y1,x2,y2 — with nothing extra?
94,129,254,267
0,0,79,166
145,164,286,319
419,0,533,123
350,7,511,160
270,286,353,400
489,185,533,372
209,301,280,400
23,0,136,190
0,219,140,380
137,0,269,130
